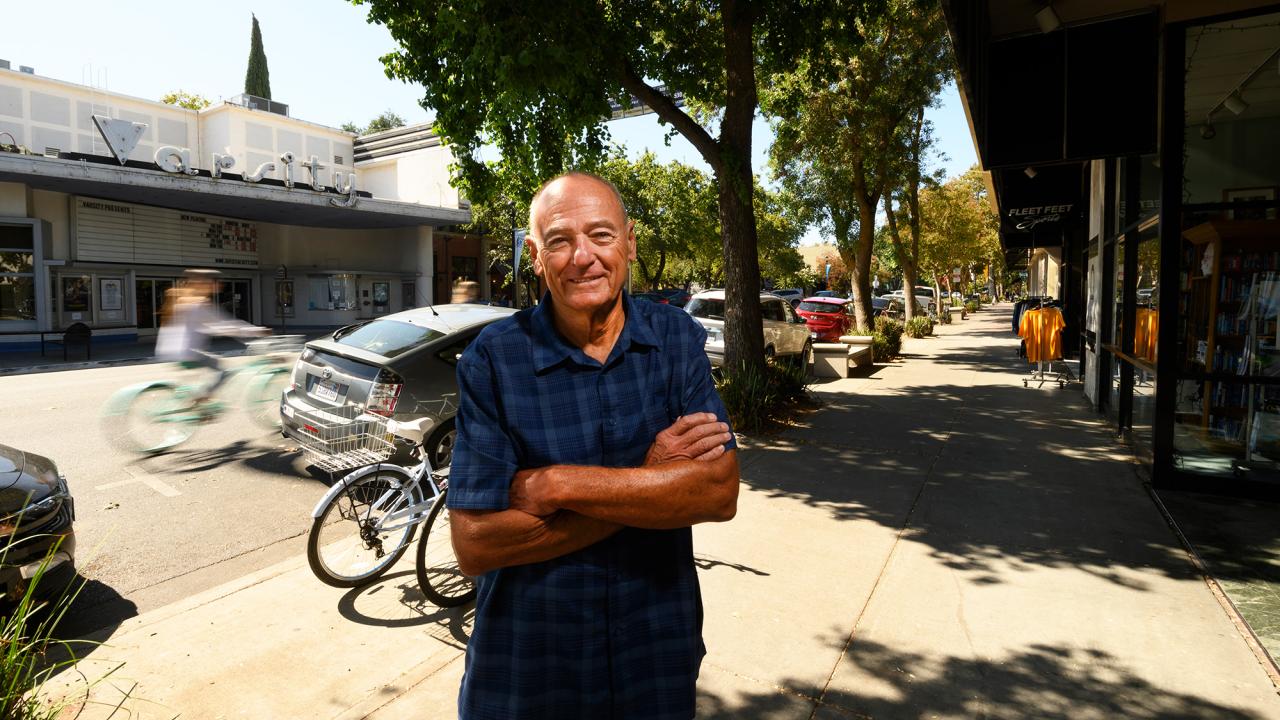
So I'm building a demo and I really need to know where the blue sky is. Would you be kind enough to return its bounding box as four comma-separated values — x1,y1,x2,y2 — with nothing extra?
3,0,977,244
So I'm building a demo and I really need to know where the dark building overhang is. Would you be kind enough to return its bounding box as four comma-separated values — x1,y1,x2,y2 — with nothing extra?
991,162,1085,249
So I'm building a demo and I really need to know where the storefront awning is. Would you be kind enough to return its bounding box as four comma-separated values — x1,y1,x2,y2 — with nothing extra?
0,152,470,229
992,162,1085,249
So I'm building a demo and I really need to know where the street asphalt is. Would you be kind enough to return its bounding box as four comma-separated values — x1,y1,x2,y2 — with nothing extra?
31,305,1280,718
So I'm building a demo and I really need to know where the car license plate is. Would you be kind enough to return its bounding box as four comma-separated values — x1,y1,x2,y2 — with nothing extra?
312,379,340,403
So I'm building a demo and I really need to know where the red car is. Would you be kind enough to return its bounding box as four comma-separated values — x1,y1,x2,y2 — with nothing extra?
794,297,855,342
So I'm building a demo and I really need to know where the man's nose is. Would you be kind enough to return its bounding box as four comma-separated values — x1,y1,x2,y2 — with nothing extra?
571,238,595,267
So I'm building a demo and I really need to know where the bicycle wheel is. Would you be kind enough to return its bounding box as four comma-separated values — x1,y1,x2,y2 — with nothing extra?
245,366,289,430
416,488,476,607
307,470,424,588
108,383,198,454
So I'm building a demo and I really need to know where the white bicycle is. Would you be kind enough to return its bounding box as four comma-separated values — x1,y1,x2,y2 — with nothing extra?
302,411,475,607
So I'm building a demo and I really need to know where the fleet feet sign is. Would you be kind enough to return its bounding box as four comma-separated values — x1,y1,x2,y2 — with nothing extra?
91,115,359,208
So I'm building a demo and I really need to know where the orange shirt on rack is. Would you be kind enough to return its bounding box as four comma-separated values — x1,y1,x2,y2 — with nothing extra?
1134,308,1158,364
1018,307,1066,363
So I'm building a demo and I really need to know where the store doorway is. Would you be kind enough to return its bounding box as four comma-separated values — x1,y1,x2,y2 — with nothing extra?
215,280,252,323
135,278,175,333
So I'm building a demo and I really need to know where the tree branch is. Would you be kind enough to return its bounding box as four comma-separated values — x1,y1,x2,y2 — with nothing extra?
619,62,723,176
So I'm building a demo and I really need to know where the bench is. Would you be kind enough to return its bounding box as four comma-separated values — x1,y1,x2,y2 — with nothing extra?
812,335,875,378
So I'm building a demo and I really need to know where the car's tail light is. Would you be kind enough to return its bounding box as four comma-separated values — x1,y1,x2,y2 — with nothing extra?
367,369,404,417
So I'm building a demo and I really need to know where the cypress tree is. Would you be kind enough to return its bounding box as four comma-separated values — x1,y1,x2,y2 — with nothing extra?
244,14,272,99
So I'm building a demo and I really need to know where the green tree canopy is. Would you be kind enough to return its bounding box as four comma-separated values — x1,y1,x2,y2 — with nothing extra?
244,14,272,99
357,0,879,376
918,166,1000,294
365,110,406,134
767,0,950,331
160,90,211,111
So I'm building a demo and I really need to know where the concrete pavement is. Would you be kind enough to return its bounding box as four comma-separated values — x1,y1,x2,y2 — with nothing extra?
45,305,1280,719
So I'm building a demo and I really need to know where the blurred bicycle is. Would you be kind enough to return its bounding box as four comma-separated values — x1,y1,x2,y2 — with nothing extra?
101,335,305,454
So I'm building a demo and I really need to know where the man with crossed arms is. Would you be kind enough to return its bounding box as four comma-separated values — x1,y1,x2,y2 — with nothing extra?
448,171,739,719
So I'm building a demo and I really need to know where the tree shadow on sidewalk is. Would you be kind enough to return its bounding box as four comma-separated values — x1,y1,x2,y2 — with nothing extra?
697,635,1268,719
738,381,1204,591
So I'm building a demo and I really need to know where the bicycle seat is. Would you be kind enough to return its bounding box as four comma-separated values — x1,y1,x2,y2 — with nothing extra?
386,417,436,444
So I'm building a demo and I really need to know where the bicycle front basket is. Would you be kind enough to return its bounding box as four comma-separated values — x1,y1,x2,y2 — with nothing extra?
293,404,395,472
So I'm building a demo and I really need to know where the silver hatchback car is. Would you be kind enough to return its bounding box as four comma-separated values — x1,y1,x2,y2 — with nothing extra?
280,304,517,468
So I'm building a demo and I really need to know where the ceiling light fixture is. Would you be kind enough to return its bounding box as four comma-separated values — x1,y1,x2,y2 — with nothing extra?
1024,166,1038,179
1200,123,1216,140
1035,4,1061,33
1223,92,1249,115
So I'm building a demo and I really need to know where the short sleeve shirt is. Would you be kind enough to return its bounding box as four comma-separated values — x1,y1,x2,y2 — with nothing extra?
449,291,736,720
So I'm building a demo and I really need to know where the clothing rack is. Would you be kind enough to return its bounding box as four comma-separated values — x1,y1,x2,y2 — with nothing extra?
1017,298,1077,388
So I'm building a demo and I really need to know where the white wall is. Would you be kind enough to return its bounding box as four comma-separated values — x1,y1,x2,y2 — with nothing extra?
358,145,460,206
0,67,353,187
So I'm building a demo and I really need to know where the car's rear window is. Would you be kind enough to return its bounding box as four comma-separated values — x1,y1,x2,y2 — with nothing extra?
798,301,843,313
685,298,725,319
333,320,446,359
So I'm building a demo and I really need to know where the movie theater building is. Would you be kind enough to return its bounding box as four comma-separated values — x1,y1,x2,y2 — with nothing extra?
0,63,487,349
942,1,1280,493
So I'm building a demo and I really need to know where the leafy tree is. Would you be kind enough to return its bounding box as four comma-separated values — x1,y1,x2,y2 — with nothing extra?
365,110,406,134
357,0,878,377
756,185,810,289
340,121,362,134
600,151,716,290
244,14,272,99
768,0,949,331
160,90,211,111
918,166,1000,298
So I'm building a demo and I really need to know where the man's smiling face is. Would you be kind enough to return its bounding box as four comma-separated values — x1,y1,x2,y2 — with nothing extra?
528,174,636,318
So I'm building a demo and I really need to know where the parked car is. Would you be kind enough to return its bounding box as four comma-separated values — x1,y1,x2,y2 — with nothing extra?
770,288,805,307
814,290,842,298
795,297,856,342
654,288,692,307
872,296,890,317
632,292,670,304
0,444,75,601
685,290,812,367
886,290,938,319
281,304,518,468
881,296,931,322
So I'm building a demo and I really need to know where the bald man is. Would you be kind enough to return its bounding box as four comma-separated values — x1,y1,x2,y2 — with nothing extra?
448,172,739,719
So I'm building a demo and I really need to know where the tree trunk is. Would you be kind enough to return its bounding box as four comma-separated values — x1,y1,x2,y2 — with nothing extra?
884,194,917,324
847,167,880,333
653,249,667,290
715,0,764,377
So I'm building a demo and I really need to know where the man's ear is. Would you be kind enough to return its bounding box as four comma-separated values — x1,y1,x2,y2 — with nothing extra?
526,236,544,277
626,220,637,262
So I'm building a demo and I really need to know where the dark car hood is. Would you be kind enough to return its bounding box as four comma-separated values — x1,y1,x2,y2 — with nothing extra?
0,444,23,491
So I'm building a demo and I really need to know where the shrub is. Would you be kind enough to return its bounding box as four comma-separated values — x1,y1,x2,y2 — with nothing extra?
1,538,91,720
715,358,811,434
964,300,979,313
905,316,933,338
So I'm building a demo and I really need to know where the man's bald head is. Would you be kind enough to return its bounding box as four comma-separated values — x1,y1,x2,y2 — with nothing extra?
528,172,627,234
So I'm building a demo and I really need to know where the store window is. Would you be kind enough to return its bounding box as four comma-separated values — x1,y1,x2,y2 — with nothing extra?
308,274,358,311
1173,12,1280,479
0,225,36,323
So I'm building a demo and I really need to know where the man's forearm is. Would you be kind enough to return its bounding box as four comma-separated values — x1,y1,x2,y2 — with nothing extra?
450,507,621,576
535,451,739,529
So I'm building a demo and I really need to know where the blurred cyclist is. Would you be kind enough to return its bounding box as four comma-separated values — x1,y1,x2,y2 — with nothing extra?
156,269,269,404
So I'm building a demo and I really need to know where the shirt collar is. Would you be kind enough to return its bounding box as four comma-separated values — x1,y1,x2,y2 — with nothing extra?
530,291,660,373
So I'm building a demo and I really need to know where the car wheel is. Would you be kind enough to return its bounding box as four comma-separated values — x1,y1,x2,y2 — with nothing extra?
426,420,457,468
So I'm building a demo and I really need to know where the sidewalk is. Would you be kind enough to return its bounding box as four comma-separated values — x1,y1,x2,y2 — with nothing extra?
47,305,1280,719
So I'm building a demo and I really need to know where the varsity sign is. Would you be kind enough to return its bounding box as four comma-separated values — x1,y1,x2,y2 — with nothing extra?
91,115,359,208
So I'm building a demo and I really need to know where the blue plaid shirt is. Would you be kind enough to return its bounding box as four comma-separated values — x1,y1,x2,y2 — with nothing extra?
449,291,735,720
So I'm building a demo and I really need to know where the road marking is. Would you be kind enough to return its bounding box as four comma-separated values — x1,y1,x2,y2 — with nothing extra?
96,468,182,497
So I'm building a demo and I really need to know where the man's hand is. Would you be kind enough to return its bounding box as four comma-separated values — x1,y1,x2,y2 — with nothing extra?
645,413,732,465
509,467,558,517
